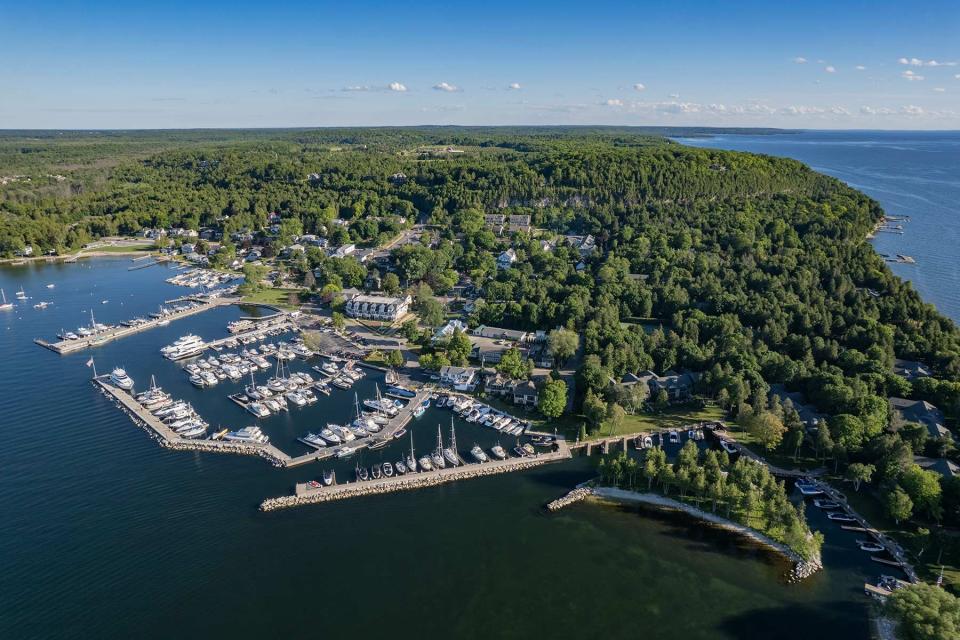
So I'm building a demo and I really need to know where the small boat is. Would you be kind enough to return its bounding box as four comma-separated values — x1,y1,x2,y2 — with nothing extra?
322,470,335,486
15,287,27,300
393,428,408,439
796,482,823,496
395,460,408,475
521,443,536,456
668,431,680,444
470,444,488,463
813,499,842,510
491,443,507,460
382,462,394,477
46,284,55,289
371,465,382,480
246,402,271,418
33,301,50,309
356,465,369,481
368,439,390,451
335,446,356,458
859,542,885,553
443,419,459,466
827,512,858,523
513,446,527,458
419,455,435,472
530,435,555,447
718,439,738,454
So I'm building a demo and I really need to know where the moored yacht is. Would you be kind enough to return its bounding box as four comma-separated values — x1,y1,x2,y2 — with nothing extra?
223,426,268,444
490,443,507,460
470,444,488,463
109,367,135,390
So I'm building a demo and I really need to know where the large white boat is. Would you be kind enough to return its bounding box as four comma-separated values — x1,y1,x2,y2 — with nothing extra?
161,335,205,360
109,367,135,390
245,402,271,418
223,426,268,444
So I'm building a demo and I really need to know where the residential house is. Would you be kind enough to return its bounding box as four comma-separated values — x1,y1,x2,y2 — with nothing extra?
433,319,469,343
626,370,701,402
344,293,411,322
330,244,356,259
893,359,932,381
180,243,196,255
565,234,597,257
483,371,514,396
439,366,479,391
512,380,539,407
471,343,511,365
889,397,953,441
497,249,517,270
914,456,959,479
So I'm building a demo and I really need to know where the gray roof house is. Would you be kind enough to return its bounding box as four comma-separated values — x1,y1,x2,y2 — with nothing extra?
893,359,932,381
889,397,953,441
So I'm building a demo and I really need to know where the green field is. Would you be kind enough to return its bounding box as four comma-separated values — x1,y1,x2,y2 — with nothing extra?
241,288,302,309
86,244,155,253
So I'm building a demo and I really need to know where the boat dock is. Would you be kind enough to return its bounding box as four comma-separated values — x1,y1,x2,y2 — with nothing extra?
262,439,572,510
282,387,433,467
94,375,291,466
202,315,296,352
35,297,236,355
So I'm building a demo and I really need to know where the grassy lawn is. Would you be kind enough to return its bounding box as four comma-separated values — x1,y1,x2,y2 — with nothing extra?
614,404,732,437
87,244,155,253
241,287,302,309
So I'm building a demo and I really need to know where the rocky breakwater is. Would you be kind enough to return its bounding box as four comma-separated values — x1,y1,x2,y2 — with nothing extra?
261,457,554,511
546,486,594,511
162,439,286,467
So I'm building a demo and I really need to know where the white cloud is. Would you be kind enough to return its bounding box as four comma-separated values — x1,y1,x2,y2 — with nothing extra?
508,82,522,90
341,85,371,92
899,57,957,67
955,74,960,80
860,106,895,116
855,65,867,71
388,82,407,92
668,93,680,99
934,87,946,92
901,104,924,116
432,81,459,92
793,57,807,64
633,83,646,91
901,70,925,81
604,98,624,107
825,65,836,73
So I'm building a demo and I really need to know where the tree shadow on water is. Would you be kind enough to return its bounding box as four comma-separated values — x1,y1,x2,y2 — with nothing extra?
718,601,868,640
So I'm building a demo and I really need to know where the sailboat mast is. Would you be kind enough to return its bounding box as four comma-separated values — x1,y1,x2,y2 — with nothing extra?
450,415,457,451
436,424,443,453
409,429,415,459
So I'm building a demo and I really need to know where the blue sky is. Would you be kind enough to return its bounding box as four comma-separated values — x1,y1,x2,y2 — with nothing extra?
2,0,958,129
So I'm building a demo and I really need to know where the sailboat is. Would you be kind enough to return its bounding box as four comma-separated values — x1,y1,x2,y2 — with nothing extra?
0,289,12,311
443,416,459,466
431,424,446,469
15,286,27,301
406,430,419,472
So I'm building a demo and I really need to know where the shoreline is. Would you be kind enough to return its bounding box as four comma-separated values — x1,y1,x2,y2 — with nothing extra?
584,487,822,580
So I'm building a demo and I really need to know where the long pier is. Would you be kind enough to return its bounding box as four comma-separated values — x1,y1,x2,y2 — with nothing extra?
94,376,292,466
262,439,573,510
36,297,236,355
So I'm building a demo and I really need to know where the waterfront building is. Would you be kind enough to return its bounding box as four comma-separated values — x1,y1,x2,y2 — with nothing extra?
344,293,411,321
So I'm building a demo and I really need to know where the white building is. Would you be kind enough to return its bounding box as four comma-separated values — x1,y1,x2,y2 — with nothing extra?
439,366,479,391
497,249,517,270
331,244,356,259
433,319,469,343
344,293,411,321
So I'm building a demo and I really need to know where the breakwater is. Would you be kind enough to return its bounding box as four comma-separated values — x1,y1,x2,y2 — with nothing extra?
590,487,823,582
546,486,594,511
261,448,571,511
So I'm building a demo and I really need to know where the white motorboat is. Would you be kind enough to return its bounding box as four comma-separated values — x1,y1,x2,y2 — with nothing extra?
223,426,268,444
246,402,271,418
109,367,135,390
470,444,488,463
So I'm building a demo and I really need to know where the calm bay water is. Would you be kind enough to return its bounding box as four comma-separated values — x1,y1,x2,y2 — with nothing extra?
0,258,878,639
677,130,960,324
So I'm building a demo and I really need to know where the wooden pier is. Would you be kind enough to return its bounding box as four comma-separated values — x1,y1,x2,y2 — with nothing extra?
36,297,236,355
94,376,292,466
283,387,432,467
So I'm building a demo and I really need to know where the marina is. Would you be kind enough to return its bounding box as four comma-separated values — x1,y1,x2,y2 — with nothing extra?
35,296,236,354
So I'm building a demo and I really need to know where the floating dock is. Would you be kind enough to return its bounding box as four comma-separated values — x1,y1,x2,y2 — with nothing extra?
36,297,236,355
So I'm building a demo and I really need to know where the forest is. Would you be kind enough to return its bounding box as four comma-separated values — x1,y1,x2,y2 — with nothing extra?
3,126,959,529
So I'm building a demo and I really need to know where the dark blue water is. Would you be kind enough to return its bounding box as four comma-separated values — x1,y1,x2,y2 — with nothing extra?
677,130,960,323
0,258,879,639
